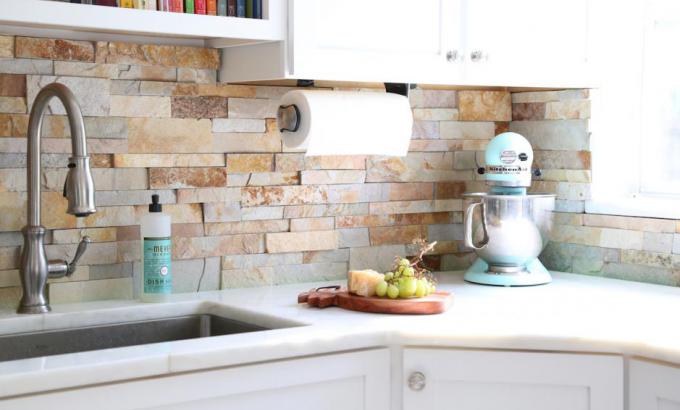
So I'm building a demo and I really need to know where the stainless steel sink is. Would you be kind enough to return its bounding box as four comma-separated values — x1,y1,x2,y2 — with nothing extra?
0,314,269,362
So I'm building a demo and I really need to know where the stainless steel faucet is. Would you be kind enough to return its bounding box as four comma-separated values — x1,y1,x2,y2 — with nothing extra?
17,83,96,314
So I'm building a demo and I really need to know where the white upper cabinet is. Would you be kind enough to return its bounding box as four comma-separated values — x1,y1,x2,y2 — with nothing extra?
403,349,623,410
630,359,680,410
221,0,591,87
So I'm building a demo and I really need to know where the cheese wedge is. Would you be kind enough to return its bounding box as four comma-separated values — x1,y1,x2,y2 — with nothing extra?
348,269,384,297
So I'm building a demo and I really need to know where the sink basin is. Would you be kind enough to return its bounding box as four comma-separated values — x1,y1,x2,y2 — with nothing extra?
0,314,270,362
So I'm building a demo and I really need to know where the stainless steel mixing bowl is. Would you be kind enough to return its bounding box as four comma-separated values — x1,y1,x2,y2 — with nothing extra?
463,193,555,272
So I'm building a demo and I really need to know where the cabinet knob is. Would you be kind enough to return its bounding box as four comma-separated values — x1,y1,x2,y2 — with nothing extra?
446,50,460,63
470,50,487,62
408,371,426,391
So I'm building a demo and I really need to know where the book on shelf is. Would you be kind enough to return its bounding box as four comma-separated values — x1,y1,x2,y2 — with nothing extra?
145,0,156,9
236,0,245,17
252,0,261,18
93,0,117,6
119,0,134,7
195,0,206,14
245,0,252,18
217,0,227,16
227,0,236,16
184,0,194,13
172,0,183,12
207,0,216,15
158,0,170,11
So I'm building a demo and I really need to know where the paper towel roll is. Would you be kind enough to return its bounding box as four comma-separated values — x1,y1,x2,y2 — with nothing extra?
278,90,413,156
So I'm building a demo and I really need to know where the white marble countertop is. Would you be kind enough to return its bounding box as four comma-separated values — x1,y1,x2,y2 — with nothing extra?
1,271,679,398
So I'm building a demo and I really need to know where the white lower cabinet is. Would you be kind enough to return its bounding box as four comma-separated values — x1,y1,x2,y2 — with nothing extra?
630,359,680,410
403,349,623,410
2,349,390,410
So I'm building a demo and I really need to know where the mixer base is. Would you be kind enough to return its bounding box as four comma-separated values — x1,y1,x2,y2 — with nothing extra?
464,258,552,287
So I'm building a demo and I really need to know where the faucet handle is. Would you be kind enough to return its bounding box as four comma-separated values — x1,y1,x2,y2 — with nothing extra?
67,236,91,276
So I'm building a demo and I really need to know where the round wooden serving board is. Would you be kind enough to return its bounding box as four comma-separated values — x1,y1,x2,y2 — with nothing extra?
298,286,453,315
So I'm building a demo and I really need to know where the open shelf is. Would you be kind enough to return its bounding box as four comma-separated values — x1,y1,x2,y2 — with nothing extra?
0,0,286,47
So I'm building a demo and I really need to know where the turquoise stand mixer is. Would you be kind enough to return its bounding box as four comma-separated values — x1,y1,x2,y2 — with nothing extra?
463,132,555,286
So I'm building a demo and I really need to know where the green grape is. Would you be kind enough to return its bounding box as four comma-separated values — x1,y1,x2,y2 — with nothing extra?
415,279,427,298
399,277,418,298
403,266,414,277
375,280,388,297
397,265,405,274
387,284,400,299
384,272,394,282
399,258,410,267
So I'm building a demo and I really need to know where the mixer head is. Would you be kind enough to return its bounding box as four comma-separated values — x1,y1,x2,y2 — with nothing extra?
483,132,533,195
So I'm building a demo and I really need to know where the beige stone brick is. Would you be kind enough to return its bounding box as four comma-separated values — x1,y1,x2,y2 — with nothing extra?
370,225,426,246
134,203,202,224
0,97,26,113
369,199,462,215
408,140,464,152
53,61,121,78
439,121,495,139
266,230,338,253
304,155,367,170
242,172,300,186
412,108,459,121
175,46,220,69
128,118,213,153
290,217,335,232
0,58,52,75
458,91,511,121
118,65,177,81
77,206,136,228
203,202,241,223
110,96,171,118
242,185,328,206
409,89,456,108
113,153,224,168
283,203,368,218
52,228,117,244
49,278,133,304
583,214,675,233
545,100,591,120
540,169,592,183
213,119,281,153
15,37,95,62
173,83,256,98
366,154,474,183
149,167,227,189
228,98,279,119
301,170,366,185
0,35,13,58
27,76,111,117
174,234,264,259
176,187,240,203
99,41,175,66
212,118,265,133
549,225,602,247
336,212,453,229
226,154,273,173
599,228,643,250
275,154,305,172
241,206,284,221
205,220,288,236
221,262,346,288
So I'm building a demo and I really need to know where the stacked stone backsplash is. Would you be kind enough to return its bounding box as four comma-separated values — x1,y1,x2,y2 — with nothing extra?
0,34,518,308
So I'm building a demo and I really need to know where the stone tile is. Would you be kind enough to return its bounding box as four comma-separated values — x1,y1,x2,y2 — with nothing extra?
369,199,462,215
428,224,464,241
409,89,456,108
301,170,366,185
172,223,204,238
303,249,350,264
599,228,643,250
338,228,370,248
52,227,116,244
642,232,674,253
113,153,224,168
221,262,346,288
539,169,591,183
0,74,26,97
49,278,133,303
545,100,590,120
0,36,13,58
509,120,590,151
176,187,240,203
212,118,266,133
412,120,439,139
408,140,464,152
128,118,213,153
0,114,27,137
110,96,171,118
583,214,675,233
173,234,264,259
621,249,674,269
175,46,220,69
440,253,476,271
203,202,241,223
177,68,217,84
171,96,227,118
0,58,53,75
169,257,222,293
99,42,175,66
673,234,680,254
388,182,434,201
95,189,175,206
134,203,202,224
205,220,289,236
336,212,453,229
412,108,459,121
45,168,147,191
366,154,475,183
53,61,120,78
453,151,479,170
439,121,495,139
600,263,680,286
222,252,303,270
173,83,256,98
26,76,110,116
241,206,284,221
512,89,589,104
213,120,282,153
242,185,328,206
275,154,305,172
512,102,545,120
349,245,407,272
369,225,426,246
0,97,26,113
534,150,591,170
243,172,300,186
283,203,368,218
290,217,335,232
266,230,338,253
458,91,511,121
112,225,138,242
77,206,136,228
118,65,177,81
149,167,227,189
227,98,279,119
15,37,95,62
89,262,133,280
226,153,273,173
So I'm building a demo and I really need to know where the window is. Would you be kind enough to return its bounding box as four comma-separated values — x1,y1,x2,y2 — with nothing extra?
587,0,680,218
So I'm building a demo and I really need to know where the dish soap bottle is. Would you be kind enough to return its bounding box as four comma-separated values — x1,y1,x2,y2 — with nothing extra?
140,194,172,302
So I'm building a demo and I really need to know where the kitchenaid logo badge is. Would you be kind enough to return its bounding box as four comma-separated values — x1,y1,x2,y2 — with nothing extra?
500,150,518,164
487,165,528,174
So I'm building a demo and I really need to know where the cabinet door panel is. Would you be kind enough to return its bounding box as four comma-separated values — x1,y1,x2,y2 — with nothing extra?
403,349,623,410
630,359,680,410
290,0,462,84
2,349,390,410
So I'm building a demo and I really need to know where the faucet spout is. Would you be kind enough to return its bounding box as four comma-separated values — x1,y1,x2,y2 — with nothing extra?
17,83,96,314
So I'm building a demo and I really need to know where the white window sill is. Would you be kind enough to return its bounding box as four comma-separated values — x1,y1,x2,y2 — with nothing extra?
586,196,680,220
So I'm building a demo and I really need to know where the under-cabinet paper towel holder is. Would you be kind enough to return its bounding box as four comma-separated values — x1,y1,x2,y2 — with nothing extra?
277,82,413,133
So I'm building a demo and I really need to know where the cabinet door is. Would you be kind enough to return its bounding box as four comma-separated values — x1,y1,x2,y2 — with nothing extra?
2,349,390,410
630,359,680,410
289,0,463,84
463,0,591,88
403,349,623,410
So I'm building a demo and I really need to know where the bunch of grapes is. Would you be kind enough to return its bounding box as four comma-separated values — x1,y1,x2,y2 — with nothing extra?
375,240,437,299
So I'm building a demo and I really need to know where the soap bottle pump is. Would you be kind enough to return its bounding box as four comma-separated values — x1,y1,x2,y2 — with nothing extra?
140,194,172,302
